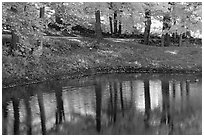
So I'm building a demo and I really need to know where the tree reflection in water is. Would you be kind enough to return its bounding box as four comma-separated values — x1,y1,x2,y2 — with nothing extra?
95,80,102,132
12,97,20,135
2,74,201,135
37,85,46,135
53,81,65,126
144,79,151,128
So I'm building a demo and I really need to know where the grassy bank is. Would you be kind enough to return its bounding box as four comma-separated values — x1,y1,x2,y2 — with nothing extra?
2,37,202,88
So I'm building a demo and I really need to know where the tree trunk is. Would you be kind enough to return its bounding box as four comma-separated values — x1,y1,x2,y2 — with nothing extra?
162,14,171,47
95,10,103,40
118,10,122,36
109,16,113,35
144,9,151,45
40,7,45,18
11,30,18,55
179,33,182,47
161,34,165,47
113,10,118,35
37,6,45,57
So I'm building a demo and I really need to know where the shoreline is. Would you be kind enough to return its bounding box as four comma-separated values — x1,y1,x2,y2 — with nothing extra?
3,65,201,89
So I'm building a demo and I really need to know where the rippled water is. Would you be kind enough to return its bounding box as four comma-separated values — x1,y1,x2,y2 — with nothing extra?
2,73,202,135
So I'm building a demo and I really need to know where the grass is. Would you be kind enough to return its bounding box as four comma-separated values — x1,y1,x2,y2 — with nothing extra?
2,37,202,87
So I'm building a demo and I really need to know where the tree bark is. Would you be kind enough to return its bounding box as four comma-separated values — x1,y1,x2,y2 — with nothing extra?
179,33,182,47
11,30,18,55
109,2,113,35
118,19,122,36
162,14,171,47
40,7,45,18
109,16,113,34
95,10,103,40
144,9,151,45
113,10,118,35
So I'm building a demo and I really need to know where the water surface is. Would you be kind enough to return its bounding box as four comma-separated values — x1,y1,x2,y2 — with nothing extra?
2,73,202,135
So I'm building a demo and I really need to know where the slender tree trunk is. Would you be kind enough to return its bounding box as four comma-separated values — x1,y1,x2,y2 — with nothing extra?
118,20,122,36
40,7,45,18
179,33,183,47
144,9,151,45
95,10,103,40
36,6,45,57
109,16,113,35
162,14,171,47
118,10,122,36
113,10,118,35
161,34,165,47
11,30,18,55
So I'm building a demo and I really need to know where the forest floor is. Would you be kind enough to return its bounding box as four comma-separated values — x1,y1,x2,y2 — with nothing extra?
2,36,202,88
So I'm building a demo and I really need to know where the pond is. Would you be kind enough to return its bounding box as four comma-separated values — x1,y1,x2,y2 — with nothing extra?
2,73,202,135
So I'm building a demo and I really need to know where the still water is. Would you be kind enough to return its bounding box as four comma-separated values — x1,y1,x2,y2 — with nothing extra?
2,73,202,135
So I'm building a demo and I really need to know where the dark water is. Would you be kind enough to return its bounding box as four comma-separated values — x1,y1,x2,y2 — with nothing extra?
2,73,202,135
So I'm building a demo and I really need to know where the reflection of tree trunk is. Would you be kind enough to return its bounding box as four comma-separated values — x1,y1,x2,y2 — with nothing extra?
109,82,114,122
130,81,134,108
95,81,102,132
180,81,183,97
37,92,46,135
186,80,190,96
161,80,170,124
12,98,20,135
24,97,32,135
55,84,65,125
144,80,151,128
172,81,176,98
2,102,8,135
119,82,124,117
113,81,118,123
161,80,173,134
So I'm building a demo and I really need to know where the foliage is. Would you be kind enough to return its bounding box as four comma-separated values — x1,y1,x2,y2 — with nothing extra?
2,3,48,55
